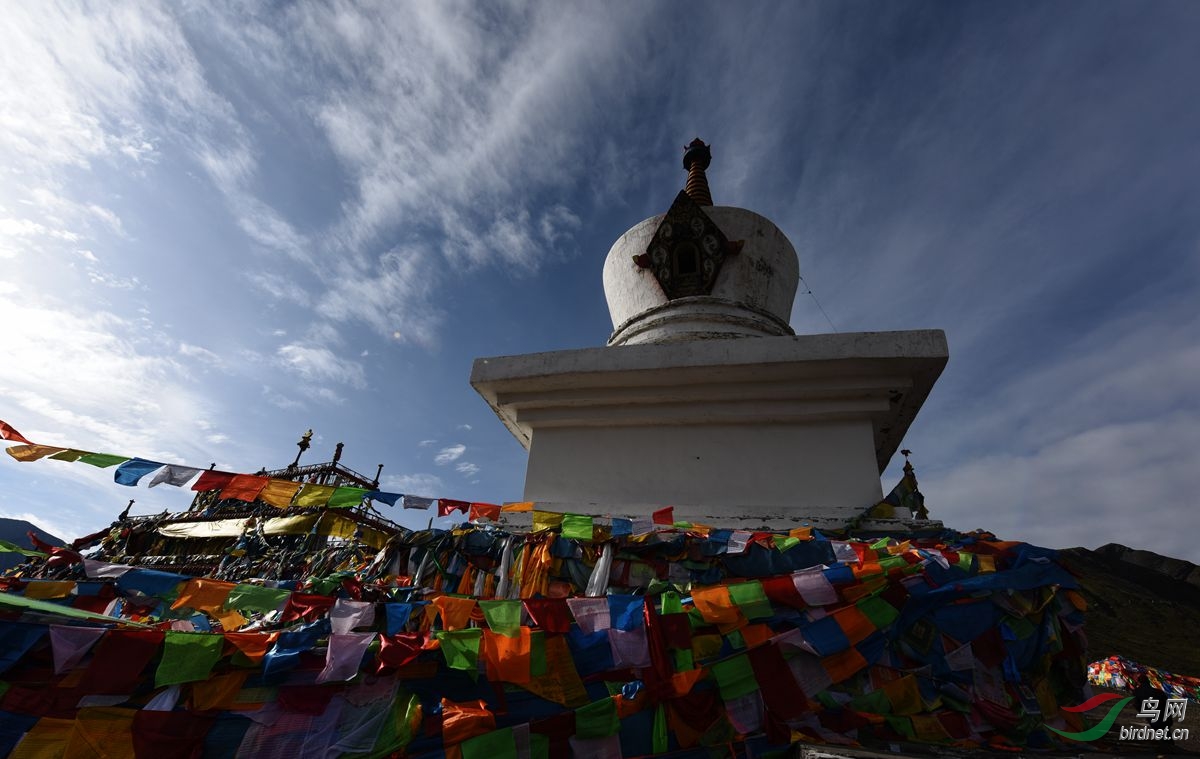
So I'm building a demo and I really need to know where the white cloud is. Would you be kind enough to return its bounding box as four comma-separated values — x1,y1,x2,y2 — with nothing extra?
276,343,366,389
262,385,304,411
380,472,444,497
434,444,466,465
455,461,480,477
418,439,437,448
456,424,472,431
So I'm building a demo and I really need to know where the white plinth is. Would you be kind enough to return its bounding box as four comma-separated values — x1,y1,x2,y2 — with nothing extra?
471,330,948,528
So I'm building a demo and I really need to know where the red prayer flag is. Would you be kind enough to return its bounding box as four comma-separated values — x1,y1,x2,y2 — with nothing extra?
0,420,33,445
281,593,336,624
522,598,571,633
191,470,236,492
652,506,675,525
468,502,501,521
437,499,470,517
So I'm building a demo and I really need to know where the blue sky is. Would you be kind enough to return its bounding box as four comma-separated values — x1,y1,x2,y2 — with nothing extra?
2,2,1198,560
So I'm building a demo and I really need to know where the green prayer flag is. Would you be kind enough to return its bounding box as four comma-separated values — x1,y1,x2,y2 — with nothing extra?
725,629,746,650
727,581,773,620
0,589,149,626
480,600,522,637
439,628,482,671
561,514,593,541
856,596,900,628
816,691,839,709
885,715,916,739
673,648,693,672
0,539,45,557
772,535,799,552
575,697,619,738
461,727,517,759
661,591,683,615
77,453,130,468
711,654,758,700
849,687,892,715
156,631,223,687
878,555,907,572
48,449,87,462
327,487,369,508
530,631,547,677
957,552,974,572
870,536,890,550
225,584,291,612
652,704,668,754
529,733,550,759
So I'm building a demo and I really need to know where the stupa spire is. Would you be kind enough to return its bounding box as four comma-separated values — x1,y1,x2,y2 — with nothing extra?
682,138,713,206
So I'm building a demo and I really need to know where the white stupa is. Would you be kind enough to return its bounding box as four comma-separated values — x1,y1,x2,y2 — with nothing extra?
472,140,947,530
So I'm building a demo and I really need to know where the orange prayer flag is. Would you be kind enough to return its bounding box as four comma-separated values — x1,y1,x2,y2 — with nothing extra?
482,628,531,683
440,698,495,747
832,605,875,645
223,632,278,663
190,670,250,710
882,674,923,716
220,474,269,503
501,501,534,512
822,646,868,684
690,586,743,625
788,527,813,540
669,667,706,697
258,479,302,508
172,578,246,631
432,595,478,631
740,624,773,648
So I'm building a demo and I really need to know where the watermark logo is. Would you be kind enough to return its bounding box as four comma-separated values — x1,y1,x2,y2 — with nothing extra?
1048,692,1189,743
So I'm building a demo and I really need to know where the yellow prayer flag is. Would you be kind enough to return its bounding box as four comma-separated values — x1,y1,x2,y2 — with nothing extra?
978,555,996,573
531,511,563,532
23,581,75,600
294,483,336,507
4,444,67,462
788,527,812,540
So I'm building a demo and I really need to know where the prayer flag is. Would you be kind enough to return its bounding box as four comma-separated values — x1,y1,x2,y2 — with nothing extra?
566,597,610,634
480,600,522,636
258,479,302,508
147,464,201,488
607,595,645,630
4,444,66,462
439,629,483,671
432,595,477,631
220,474,268,503
49,625,106,674
317,632,376,683
156,631,223,687
501,501,534,512
367,490,401,506
461,727,518,759
575,697,619,738
469,502,501,521
294,483,336,506
191,470,235,492
0,420,33,444
438,498,470,517
330,598,375,634
113,458,163,486
328,486,369,508
711,654,759,700
561,514,594,540
652,506,674,525
78,452,130,468
403,495,433,510
225,584,289,613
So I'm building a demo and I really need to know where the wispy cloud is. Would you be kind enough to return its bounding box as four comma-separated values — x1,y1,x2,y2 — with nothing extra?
455,461,479,478
434,444,466,465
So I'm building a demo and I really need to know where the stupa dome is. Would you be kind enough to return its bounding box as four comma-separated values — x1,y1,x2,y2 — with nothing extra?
602,139,799,345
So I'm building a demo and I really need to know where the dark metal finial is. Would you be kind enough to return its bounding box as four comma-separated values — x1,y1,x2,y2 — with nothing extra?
291,428,314,468
682,138,713,206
